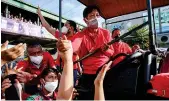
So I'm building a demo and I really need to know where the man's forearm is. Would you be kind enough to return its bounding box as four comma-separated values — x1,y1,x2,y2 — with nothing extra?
38,14,50,28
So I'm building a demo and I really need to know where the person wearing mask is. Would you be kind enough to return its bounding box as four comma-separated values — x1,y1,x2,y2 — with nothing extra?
71,5,114,99
26,67,59,100
37,6,82,85
15,43,57,97
2,36,74,100
111,28,132,66
37,6,77,41
16,43,57,77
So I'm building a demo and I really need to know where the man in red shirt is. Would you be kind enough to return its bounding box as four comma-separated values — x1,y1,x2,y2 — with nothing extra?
37,6,77,41
111,28,132,66
37,7,82,85
16,43,56,95
71,6,114,99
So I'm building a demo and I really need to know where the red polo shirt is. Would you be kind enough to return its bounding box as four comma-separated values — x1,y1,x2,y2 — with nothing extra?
72,27,114,74
111,41,132,66
16,52,55,75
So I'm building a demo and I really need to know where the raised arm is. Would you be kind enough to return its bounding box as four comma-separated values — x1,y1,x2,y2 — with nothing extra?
57,35,74,100
94,61,112,101
37,6,56,36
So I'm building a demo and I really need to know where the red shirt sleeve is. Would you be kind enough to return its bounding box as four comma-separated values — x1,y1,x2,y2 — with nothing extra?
71,32,84,53
55,30,59,38
102,30,114,57
16,60,28,71
44,52,56,68
124,43,132,54
77,37,88,58
55,30,65,39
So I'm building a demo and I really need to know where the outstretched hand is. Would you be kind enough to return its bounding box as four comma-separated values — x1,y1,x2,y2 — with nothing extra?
57,35,73,62
1,42,25,66
37,6,42,16
94,61,112,86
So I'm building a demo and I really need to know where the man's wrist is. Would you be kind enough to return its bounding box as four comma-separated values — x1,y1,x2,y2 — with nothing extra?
63,56,73,63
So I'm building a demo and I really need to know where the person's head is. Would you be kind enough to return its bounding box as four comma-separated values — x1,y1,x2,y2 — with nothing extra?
27,43,43,67
112,28,121,39
83,5,101,29
132,44,140,53
40,67,59,93
62,20,77,34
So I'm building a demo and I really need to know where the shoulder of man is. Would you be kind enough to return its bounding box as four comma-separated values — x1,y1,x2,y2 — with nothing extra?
43,51,51,56
99,27,110,33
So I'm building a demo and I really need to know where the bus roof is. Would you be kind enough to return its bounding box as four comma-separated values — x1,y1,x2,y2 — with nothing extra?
78,0,169,19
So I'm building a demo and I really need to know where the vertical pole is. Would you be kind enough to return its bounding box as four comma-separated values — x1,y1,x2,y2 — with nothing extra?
5,5,8,18
146,0,156,53
59,0,62,37
37,17,40,26
105,19,107,29
158,8,162,33
152,9,158,47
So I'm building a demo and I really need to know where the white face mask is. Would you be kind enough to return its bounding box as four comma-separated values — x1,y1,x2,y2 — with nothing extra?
61,26,68,34
87,18,101,29
44,80,58,93
29,56,43,68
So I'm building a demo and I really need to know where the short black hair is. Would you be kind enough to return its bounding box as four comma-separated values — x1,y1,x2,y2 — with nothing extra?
27,43,41,48
40,67,59,79
83,5,100,18
67,20,77,32
27,43,42,50
112,28,120,34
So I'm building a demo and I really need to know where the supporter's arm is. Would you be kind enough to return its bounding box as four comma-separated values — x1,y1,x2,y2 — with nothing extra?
76,55,83,75
94,61,112,100
57,35,74,100
37,6,56,36
16,71,37,83
1,41,25,66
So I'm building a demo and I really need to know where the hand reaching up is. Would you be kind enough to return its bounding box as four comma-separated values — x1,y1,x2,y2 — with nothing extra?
57,35,73,62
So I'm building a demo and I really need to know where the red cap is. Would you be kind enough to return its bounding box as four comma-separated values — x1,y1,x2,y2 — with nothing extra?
147,73,169,98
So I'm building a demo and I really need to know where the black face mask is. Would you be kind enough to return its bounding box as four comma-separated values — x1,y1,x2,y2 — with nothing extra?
114,36,120,42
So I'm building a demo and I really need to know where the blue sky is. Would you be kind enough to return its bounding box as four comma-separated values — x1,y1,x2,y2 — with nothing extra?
24,0,87,25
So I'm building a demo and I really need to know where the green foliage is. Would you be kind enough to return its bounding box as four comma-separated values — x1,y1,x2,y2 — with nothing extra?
123,24,149,50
